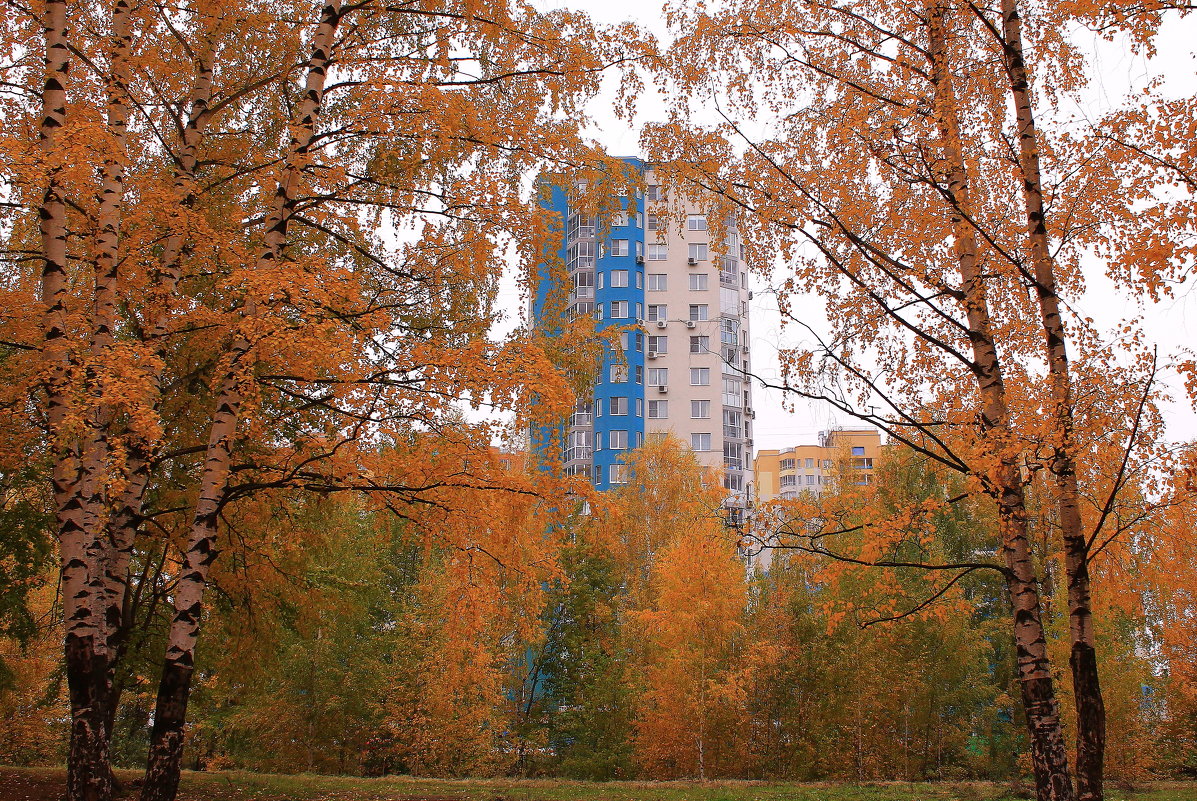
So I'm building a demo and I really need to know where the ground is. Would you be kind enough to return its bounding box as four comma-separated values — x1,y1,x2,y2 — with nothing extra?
1,768,1193,801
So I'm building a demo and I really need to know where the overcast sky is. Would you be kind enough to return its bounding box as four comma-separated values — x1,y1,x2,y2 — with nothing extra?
517,0,1197,452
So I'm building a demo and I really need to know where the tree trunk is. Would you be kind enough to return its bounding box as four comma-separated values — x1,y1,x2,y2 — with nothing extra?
996,4,1105,798
140,4,343,799
37,1,115,798
927,7,1075,799
103,17,216,729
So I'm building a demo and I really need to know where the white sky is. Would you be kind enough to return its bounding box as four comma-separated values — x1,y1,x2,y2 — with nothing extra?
510,0,1197,452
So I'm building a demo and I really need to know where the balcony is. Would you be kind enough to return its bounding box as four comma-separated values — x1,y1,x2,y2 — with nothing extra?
563,446,593,462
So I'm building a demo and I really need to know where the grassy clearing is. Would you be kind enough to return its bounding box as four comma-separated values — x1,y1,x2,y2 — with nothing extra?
2,767,1193,801
167,771,1197,801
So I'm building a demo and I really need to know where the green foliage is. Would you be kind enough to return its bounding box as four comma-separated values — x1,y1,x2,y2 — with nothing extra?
0,467,53,649
534,542,636,779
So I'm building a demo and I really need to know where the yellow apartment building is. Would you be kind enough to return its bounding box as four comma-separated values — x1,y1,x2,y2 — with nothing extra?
753,427,884,503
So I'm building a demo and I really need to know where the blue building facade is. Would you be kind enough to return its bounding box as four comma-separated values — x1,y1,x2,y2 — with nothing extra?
532,159,755,497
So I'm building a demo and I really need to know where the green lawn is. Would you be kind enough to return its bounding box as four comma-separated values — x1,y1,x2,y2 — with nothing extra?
2,767,1193,801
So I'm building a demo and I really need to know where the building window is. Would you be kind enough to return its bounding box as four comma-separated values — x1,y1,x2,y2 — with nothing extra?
780,474,797,488
635,331,644,350
635,398,643,416
610,463,628,484
648,400,668,418
723,409,742,439
646,213,661,230
805,458,814,469
690,367,710,386
610,430,628,450
610,396,628,415
610,300,628,318
852,446,866,456
568,213,595,239
724,441,743,470
648,243,668,261
648,367,668,386
691,399,711,418
725,473,743,491
689,304,709,321
610,269,629,287
610,240,629,257
722,377,742,407
648,273,667,291
806,474,816,484
567,240,595,270
647,304,667,322
689,273,709,291
594,464,603,484
688,242,708,262
691,433,712,451
780,458,795,470
648,335,667,353
646,184,662,201
610,364,627,383
690,335,710,353
635,365,643,384
687,214,707,231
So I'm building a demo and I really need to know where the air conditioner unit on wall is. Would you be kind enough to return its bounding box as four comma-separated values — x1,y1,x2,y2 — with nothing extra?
635,255,645,264
685,320,696,329
647,351,659,359
687,257,698,265
656,385,668,393
655,320,667,329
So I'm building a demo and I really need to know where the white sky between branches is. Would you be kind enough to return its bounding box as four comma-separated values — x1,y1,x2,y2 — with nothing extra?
502,0,1197,452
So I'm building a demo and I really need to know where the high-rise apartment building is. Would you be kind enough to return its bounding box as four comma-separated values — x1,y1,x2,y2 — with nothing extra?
532,160,754,503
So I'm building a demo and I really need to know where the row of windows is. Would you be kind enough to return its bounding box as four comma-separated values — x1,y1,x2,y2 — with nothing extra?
618,332,711,354
647,273,718,291
593,398,725,419
569,211,715,234
591,430,727,453
603,302,718,322
588,269,744,293
781,474,823,487
779,457,832,470
611,365,730,386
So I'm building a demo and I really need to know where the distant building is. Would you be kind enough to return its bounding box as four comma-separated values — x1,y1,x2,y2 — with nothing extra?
753,427,883,503
531,158,754,511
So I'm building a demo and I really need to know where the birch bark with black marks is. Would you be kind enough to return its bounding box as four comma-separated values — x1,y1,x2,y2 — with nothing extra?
140,3,344,799
37,1,116,798
996,3,1105,798
928,6,1075,799
103,21,216,736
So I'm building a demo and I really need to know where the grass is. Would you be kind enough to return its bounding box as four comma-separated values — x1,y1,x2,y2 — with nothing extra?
2,766,1194,801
